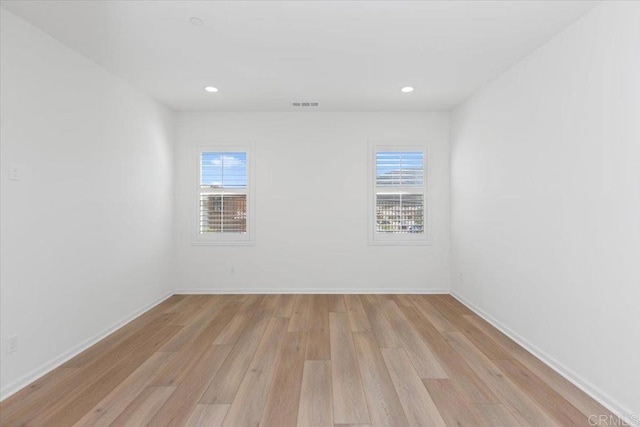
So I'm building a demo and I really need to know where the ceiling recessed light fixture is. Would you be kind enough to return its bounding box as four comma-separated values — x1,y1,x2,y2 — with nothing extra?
189,17,204,26
204,86,218,93
401,86,415,93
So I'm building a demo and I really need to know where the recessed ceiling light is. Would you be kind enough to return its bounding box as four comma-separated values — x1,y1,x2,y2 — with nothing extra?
401,86,415,93
204,86,218,93
189,17,204,26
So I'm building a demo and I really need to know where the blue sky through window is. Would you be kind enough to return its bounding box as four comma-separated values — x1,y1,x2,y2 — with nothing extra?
201,152,247,188
376,151,424,187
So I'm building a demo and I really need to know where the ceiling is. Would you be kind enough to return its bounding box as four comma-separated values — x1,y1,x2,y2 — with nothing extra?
1,1,598,112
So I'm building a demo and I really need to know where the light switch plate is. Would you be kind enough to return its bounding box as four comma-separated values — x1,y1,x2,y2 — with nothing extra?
7,335,18,354
9,166,20,181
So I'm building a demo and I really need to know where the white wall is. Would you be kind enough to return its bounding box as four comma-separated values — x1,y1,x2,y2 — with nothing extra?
451,1,640,419
174,112,451,293
0,10,175,397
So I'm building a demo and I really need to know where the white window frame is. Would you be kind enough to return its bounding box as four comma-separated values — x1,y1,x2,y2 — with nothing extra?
193,143,255,246
368,142,429,246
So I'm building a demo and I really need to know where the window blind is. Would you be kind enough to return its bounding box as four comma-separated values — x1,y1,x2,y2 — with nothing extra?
199,152,248,234
375,151,425,234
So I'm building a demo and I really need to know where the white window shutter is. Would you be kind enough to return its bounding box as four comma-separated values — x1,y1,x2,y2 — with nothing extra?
195,146,254,245
370,146,428,245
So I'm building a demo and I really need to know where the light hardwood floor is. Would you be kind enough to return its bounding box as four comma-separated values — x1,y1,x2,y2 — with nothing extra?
0,294,618,426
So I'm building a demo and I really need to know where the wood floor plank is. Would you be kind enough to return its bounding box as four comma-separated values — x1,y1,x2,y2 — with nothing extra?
227,294,249,302
260,332,308,427
59,296,184,370
72,312,177,372
34,321,182,426
359,294,401,348
199,308,273,403
2,313,177,426
474,403,523,427
458,321,515,361
464,313,547,358
288,294,313,331
352,332,410,427
345,294,372,332
159,296,228,352
147,344,232,426
163,294,200,312
409,295,457,332
463,314,614,420
171,295,212,326
297,360,334,427
307,294,331,360
442,331,558,426
184,404,229,427
330,312,370,424
435,294,475,315
421,295,468,330
399,305,499,403
61,312,160,369
210,295,265,347
151,301,239,386
110,386,175,427
273,294,296,317
260,294,281,309
381,347,447,427
423,379,486,427
494,358,589,425
156,294,188,312
232,294,264,317
213,312,250,345
428,297,514,360
222,317,289,427
74,351,176,427
163,294,198,314
390,294,415,308
378,298,447,379
0,367,79,424
327,294,346,312
1,295,615,427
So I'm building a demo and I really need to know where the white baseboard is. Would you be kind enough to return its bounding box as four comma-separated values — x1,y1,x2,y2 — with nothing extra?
0,291,173,402
450,290,636,426
176,288,450,295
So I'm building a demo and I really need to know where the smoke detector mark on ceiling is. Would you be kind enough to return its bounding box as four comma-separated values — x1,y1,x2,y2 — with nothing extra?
292,102,319,107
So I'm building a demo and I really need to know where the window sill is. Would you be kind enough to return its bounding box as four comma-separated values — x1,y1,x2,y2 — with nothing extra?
368,238,431,246
192,239,255,246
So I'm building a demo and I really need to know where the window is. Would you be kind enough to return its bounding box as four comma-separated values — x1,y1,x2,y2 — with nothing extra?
369,144,428,245
195,145,254,244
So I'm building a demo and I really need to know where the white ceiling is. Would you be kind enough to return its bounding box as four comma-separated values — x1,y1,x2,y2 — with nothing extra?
1,1,598,112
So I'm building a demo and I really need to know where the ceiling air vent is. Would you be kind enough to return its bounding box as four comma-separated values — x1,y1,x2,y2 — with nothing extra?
292,102,319,107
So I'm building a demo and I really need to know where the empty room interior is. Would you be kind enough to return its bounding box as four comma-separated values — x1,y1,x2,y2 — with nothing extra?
1,1,639,426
